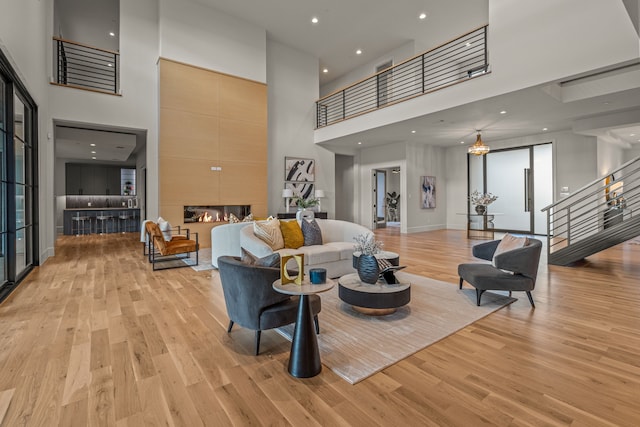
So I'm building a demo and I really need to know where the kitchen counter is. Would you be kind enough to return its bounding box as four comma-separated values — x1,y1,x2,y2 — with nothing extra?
64,208,140,235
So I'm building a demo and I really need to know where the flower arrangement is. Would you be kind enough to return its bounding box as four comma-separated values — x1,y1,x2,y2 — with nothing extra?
469,190,498,206
353,233,383,256
293,196,318,208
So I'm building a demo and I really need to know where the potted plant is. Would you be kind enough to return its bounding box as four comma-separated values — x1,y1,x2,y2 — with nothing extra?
469,190,498,215
353,234,383,284
292,196,319,210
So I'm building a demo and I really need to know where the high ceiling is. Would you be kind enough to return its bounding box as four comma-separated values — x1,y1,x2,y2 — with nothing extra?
196,0,488,86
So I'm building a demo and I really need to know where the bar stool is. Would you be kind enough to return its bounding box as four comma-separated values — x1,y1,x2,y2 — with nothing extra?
96,211,113,234
119,211,132,233
71,213,90,236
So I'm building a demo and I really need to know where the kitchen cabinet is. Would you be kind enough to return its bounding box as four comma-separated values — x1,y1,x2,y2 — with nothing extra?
65,164,130,195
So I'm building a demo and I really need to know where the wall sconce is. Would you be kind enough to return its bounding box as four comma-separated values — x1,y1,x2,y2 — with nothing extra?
282,188,294,213
314,189,325,211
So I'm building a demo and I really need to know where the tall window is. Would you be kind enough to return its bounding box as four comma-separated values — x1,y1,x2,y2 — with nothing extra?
0,50,38,301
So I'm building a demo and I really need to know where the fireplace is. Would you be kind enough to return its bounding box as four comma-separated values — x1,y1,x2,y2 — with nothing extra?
184,205,251,223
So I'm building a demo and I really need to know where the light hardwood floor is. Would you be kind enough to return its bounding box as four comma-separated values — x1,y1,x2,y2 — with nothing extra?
0,229,638,426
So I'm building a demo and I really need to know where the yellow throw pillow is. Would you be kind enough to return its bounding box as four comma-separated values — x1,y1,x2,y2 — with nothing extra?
280,220,304,249
253,218,285,250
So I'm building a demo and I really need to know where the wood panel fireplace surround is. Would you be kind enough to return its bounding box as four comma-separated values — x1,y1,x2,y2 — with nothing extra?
184,205,251,223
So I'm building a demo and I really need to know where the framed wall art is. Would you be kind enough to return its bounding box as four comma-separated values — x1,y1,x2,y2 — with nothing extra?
285,182,315,206
421,176,436,208
285,157,315,182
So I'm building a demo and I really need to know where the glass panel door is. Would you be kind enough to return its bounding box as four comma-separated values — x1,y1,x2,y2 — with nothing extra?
486,148,532,233
0,76,6,284
533,144,553,234
374,170,387,228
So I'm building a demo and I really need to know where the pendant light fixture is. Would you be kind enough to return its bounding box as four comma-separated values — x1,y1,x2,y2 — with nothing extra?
468,130,490,156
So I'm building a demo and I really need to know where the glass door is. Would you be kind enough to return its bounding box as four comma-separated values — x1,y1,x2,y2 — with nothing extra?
0,48,38,301
486,148,532,233
470,143,553,236
0,76,7,285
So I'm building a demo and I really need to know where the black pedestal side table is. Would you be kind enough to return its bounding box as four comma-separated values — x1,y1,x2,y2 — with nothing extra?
272,278,334,378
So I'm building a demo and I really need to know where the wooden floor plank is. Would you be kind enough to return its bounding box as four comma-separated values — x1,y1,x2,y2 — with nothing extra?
0,231,636,426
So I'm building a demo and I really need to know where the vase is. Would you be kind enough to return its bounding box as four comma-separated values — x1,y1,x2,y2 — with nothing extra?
357,254,380,284
475,205,486,215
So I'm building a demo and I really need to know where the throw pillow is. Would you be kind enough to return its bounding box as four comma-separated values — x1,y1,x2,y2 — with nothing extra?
228,213,240,223
492,233,529,267
280,220,304,249
253,218,285,250
242,213,254,222
157,217,172,241
240,248,281,268
301,219,323,246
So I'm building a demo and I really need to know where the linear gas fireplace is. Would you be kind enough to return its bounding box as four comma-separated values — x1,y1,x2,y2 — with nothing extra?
184,205,251,223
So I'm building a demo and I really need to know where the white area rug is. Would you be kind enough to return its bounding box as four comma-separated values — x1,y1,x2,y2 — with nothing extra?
276,271,516,384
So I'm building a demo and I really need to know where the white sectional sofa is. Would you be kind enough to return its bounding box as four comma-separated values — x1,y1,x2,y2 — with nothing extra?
239,219,372,278
210,219,372,277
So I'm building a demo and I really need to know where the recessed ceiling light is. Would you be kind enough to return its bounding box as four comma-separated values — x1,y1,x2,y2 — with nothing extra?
630,133,636,136
411,130,416,134
357,141,362,145
311,17,319,24
322,68,328,73
356,49,362,55
460,141,465,144
418,12,427,20
91,151,96,154
90,143,96,147
109,32,115,37
542,128,548,131
500,110,507,114
92,156,97,160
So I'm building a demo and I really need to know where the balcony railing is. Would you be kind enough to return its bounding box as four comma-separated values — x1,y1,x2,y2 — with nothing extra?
52,37,120,95
316,25,488,128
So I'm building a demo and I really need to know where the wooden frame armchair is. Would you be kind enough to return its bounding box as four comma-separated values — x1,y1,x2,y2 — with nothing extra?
146,221,199,270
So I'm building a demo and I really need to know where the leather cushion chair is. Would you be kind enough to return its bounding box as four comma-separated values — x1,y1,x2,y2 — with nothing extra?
458,238,542,307
217,255,321,355
146,221,199,270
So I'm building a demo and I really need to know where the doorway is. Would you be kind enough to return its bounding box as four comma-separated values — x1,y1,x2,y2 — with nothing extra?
373,170,387,228
469,143,552,235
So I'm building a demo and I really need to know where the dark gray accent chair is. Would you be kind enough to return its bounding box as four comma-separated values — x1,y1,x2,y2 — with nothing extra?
458,238,542,307
217,256,321,355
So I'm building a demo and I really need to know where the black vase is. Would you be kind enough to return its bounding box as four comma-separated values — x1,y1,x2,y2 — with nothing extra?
357,254,380,284
475,205,486,215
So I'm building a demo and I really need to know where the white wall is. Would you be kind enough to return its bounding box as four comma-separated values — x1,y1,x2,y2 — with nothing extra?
159,0,266,84
597,140,625,176
404,143,447,233
335,154,355,222
266,41,336,217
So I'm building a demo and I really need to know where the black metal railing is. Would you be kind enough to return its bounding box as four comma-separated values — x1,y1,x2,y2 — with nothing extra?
541,156,640,261
316,25,488,128
53,37,119,94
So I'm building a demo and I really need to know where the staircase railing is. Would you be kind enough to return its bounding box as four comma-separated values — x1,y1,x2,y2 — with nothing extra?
541,156,640,260
52,37,120,95
315,25,488,128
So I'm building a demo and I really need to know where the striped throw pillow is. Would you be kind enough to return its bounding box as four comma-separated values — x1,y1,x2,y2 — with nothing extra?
253,218,285,250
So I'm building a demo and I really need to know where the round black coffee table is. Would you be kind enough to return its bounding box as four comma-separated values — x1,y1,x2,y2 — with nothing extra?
338,273,410,315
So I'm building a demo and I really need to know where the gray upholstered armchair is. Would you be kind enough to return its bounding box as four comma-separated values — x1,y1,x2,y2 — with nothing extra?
217,256,321,355
458,238,542,307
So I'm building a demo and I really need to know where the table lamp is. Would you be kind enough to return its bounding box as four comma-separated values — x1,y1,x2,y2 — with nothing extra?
315,189,325,211
282,188,294,213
